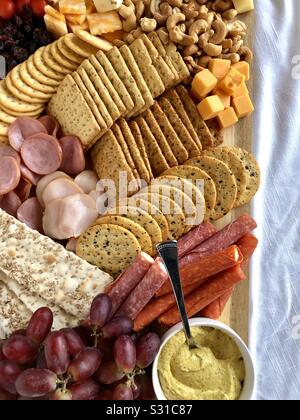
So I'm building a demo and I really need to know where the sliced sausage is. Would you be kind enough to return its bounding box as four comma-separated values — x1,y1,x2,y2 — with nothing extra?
0,156,21,195
36,171,70,207
8,117,47,152
20,134,63,175
0,145,21,165
42,178,84,207
39,115,60,137
0,191,22,217
178,222,218,258
74,170,98,194
20,163,41,186
17,197,43,232
15,178,32,202
59,136,85,176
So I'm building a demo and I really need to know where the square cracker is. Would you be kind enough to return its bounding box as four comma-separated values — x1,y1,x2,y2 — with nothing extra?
149,102,188,164
111,123,140,179
47,74,100,150
129,39,165,99
158,97,200,158
164,42,190,84
72,71,109,129
88,55,126,116
136,117,169,177
106,47,145,116
128,120,153,180
77,61,120,122
142,108,178,168
119,44,154,117
95,50,134,115
175,85,213,148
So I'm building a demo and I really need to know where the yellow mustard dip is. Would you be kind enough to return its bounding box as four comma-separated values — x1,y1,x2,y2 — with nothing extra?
158,327,245,400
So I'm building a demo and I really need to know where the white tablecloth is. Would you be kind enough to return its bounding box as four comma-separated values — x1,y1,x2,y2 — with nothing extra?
250,0,300,400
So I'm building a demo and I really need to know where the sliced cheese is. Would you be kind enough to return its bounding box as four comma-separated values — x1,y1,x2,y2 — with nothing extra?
68,20,89,33
59,0,87,15
85,0,96,14
45,5,66,22
87,12,122,36
232,0,254,14
92,0,123,13
44,14,68,39
65,14,87,25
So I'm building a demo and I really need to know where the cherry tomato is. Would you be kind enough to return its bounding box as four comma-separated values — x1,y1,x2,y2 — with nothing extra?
0,0,16,20
30,0,48,18
15,0,31,14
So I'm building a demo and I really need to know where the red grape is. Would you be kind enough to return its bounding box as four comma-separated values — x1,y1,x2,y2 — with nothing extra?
70,379,100,401
131,379,141,400
15,0,30,14
36,351,47,369
90,294,112,328
68,348,102,383
26,307,53,345
96,389,114,400
112,383,133,400
96,336,113,361
136,333,160,369
0,344,5,361
2,335,37,364
0,360,22,394
0,387,17,400
11,329,26,337
95,360,125,385
30,0,47,18
0,0,16,20
44,332,69,375
49,389,72,400
62,328,85,358
15,369,57,398
135,374,156,400
113,335,136,374
102,316,133,339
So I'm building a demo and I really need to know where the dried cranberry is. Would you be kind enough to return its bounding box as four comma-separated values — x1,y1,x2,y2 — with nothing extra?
23,40,36,55
14,16,24,28
0,40,4,52
3,23,18,39
4,39,14,52
13,46,28,62
23,24,32,33
22,5,33,24
38,30,52,46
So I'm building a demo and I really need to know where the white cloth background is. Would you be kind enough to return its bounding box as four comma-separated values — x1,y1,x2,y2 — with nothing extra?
250,0,300,400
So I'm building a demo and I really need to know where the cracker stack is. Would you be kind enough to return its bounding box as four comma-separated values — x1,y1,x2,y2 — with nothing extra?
0,33,99,144
47,35,190,150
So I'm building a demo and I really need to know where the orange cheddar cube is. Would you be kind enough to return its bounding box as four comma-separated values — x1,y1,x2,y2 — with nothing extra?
232,82,249,98
232,61,250,81
218,67,245,96
191,69,218,100
217,107,238,129
232,95,254,118
197,96,225,121
208,59,231,81
215,90,231,109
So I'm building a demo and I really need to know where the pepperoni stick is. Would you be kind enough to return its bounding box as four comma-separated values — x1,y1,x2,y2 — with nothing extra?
156,245,243,297
158,265,246,327
177,222,217,258
200,288,234,320
107,252,154,316
235,233,258,267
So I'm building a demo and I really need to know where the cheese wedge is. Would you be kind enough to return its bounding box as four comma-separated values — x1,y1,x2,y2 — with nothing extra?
93,0,123,13
59,0,87,15
44,14,68,39
45,5,66,22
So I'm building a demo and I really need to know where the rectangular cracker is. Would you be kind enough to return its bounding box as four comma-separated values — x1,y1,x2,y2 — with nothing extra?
129,39,165,99
118,118,151,184
88,55,126,116
78,61,121,122
163,89,202,151
165,42,190,84
106,47,145,116
149,102,188,165
175,85,213,148
129,120,153,180
119,44,154,117
158,97,200,158
47,74,101,150
72,71,111,129
111,123,140,179
147,32,178,84
136,117,169,177
142,108,178,168
95,50,134,115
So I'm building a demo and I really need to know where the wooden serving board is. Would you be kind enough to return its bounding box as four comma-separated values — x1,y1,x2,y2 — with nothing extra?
219,11,254,344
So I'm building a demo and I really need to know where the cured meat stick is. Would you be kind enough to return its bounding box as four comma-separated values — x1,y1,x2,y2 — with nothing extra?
107,252,154,316
177,222,217,258
158,265,246,327
235,233,258,268
156,245,243,297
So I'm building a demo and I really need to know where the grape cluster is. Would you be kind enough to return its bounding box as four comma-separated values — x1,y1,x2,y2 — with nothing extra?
0,294,160,401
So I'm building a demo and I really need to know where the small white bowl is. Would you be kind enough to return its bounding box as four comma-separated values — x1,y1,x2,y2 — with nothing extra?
152,318,255,401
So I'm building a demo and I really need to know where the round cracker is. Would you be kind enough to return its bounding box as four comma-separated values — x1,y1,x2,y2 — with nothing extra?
20,61,57,94
27,55,60,87
6,72,47,104
10,64,52,101
0,120,9,137
0,107,15,124
0,81,45,114
203,147,248,208
0,135,9,145
50,41,78,71
134,192,186,240
57,36,83,64
228,147,260,206
186,156,237,221
43,44,71,74
105,205,162,255
33,46,66,80
0,102,45,117
76,224,141,278
163,165,216,221
95,215,153,256
64,33,98,58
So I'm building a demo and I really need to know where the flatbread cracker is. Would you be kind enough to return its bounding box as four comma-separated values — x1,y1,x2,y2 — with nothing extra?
77,224,141,278
128,121,153,180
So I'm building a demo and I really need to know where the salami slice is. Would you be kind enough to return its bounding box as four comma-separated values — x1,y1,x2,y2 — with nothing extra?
0,156,21,195
15,178,32,202
59,136,85,176
178,222,217,258
20,134,63,175
0,145,21,165
39,115,60,137
107,252,154,316
42,178,84,207
17,197,43,232
74,170,98,194
8,117,47,152
20,163,41,186
36,171,70,207
0,191,22,217
116,259,169,320
235,233,258,267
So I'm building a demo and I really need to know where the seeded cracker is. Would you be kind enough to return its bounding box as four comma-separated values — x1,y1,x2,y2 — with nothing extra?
27,55,60,87
19,61,57,94
43,44,70,74
5,74,45,105
0,80,45,114
0,107,15,124
10,64,52,100
50,41,78,71
64,33,99,58
111,123,140,179
57,36,83,64
128,121,153,180
33,47,65,81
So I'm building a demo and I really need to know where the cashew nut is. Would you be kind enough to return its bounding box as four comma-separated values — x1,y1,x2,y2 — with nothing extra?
230,39,243,53
221,52,240,63
212,0,233,12
227,20,247,36
198,30,223,56
166,13,195,46
198,55,212,66
183,44,199,57
209,19,228,44
167,0,183,7
188,19,209,43
150,0,172,25
140,17,157,31
238,46,253,62
122,15,138,32
135,0,145,21
181,3,199,20
222,38,232,49
222,8,238,20
119,0,135,19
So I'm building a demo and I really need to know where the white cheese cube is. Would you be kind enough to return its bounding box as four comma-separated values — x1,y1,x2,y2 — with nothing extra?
233,0,254,14
92,0,123,13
